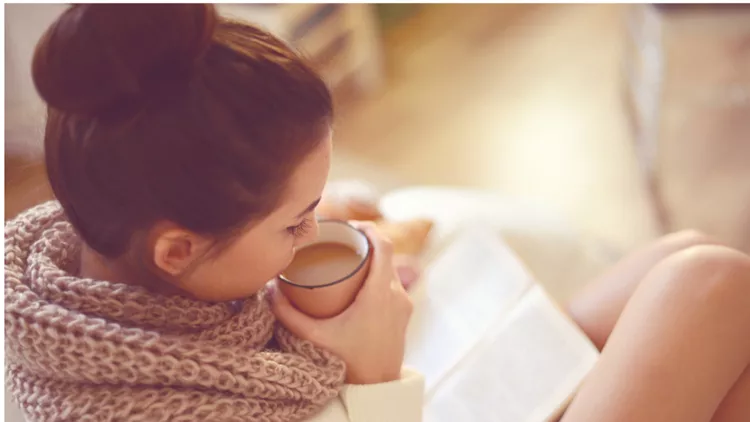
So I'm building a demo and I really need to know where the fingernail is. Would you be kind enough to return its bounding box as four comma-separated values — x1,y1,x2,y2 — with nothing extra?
397,265,419,289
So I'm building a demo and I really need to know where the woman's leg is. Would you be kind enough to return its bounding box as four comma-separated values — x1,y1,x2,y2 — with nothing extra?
562,245,750,421
568,230,719,350
712,365,750,422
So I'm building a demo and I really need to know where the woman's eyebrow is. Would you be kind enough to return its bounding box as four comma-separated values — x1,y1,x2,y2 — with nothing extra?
296,197,321,218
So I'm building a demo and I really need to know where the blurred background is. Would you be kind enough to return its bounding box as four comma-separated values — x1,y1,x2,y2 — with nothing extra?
7,4,750,297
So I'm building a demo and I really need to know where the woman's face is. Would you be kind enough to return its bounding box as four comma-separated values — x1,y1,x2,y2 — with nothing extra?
173,134,332,302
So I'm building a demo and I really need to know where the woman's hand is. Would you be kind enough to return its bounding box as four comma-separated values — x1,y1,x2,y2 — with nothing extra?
271,222,414,385
394,254,422,290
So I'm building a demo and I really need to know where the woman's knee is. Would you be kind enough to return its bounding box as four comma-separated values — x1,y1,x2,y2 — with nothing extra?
660,229,718,251
649,244,750,308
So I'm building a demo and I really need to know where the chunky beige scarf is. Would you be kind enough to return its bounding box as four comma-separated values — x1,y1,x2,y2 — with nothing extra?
5,202,346,422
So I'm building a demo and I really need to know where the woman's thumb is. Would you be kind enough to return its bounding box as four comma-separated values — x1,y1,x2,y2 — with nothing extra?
270,284,316,337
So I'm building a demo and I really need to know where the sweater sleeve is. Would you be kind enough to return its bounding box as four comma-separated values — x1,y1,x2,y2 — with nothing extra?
308,368,425,422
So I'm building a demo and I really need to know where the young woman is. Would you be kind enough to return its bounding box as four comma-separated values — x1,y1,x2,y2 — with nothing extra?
5,4,750,422
5,5,418,421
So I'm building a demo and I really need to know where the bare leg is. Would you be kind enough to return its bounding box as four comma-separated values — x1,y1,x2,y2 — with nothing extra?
568,230,719,350
562,245,750,421
712,365,750,422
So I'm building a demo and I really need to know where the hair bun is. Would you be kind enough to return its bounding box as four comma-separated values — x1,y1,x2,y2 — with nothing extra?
32,4,217,115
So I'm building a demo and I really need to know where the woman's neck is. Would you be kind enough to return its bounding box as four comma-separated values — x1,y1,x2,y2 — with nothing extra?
79,245,129,283
79,245,184,296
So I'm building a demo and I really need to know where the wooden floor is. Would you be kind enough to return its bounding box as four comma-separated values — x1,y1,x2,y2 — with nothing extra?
5,154,53,219
5,4,660,255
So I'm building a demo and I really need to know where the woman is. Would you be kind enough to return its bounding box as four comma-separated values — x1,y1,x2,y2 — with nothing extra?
6,4,418,421
5,4,750,421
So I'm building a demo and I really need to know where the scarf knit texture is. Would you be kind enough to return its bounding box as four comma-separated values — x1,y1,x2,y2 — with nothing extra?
5,202,346,422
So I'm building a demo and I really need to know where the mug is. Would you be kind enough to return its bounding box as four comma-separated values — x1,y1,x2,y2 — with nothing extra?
278,220,372,318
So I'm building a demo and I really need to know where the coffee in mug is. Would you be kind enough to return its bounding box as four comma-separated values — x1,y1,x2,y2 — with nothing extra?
284,243,363,287
278,220,371,318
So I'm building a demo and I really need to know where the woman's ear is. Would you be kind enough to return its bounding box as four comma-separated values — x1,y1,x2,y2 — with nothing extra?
152,226,210,277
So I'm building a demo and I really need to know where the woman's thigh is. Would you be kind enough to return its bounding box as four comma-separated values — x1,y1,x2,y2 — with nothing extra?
712,365,750,422
562,245,750,422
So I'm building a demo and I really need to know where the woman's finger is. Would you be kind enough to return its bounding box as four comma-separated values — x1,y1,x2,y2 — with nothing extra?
394,254,421,290
270,283,320,340
358,225,395,293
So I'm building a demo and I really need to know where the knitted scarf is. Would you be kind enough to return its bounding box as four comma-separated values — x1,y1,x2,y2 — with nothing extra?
5,202,346,422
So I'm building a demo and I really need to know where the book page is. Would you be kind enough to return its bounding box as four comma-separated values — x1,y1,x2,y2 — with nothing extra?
404,228,534,392
425,285,599,422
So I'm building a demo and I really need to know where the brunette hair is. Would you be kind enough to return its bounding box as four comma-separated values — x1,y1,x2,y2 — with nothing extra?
32,4,332,258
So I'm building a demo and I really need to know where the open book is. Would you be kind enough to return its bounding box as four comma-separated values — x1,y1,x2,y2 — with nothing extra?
404,227,599,422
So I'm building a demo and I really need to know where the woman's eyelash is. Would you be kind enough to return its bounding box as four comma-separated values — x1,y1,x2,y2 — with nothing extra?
287,218,311,238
